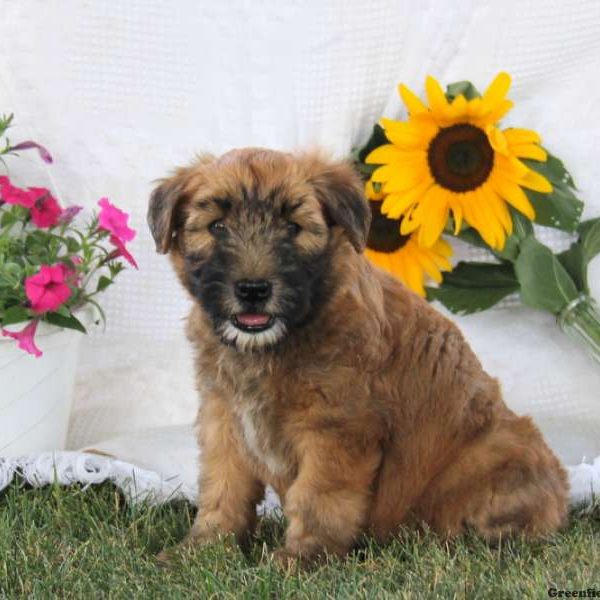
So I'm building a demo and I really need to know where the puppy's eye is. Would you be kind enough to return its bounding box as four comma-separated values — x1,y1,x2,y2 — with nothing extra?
209,220,228,237
287,222,301,237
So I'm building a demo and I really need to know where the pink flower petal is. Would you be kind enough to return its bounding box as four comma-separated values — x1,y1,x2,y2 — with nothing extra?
109,235,138,269
2,320,43,358
0,180,35,208
25,264,72,313
97,197,136,243
30,194,63,228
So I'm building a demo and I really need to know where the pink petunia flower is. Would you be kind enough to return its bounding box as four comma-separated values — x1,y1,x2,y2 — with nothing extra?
30,191,63,228
25,264,72,313
2,320,43,358
97,198,135,243
10,140,53,164
0,177,35,208
108,235,138,269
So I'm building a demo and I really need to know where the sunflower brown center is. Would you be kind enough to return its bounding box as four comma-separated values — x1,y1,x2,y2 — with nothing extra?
367,201,410,253
427,123,494,192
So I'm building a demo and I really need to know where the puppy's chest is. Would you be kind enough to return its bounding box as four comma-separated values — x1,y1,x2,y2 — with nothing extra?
230,386,289,477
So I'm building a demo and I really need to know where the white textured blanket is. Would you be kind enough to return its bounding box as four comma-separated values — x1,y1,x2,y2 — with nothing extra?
0,425,597,510
1,0,600,504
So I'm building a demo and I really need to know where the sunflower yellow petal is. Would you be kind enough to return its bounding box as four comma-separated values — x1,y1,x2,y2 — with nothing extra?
381,192,418,219
476,100,514,127
380,118,433,148
521,169,552,193
471,191,502,248
414,248,444,283
400,214,420,235
400,245,426,296
434,237,453,259
503,128,542,145
399,83,427,115
486,189,513,236
466,97,485,119
485,99,514,123
491,175,536,219
486,126,509,155
366,144,408,165
383,162,431,193
429,247,452,272
425,75,449,120
448,94,468,119
483,72,512,108
495,154,530,180
451,203,463,234
416,188,449,248
508,143,547,161
381,179,433,218
370,164,398,183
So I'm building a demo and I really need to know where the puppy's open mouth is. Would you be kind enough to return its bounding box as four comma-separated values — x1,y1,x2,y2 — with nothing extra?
233,313,273,333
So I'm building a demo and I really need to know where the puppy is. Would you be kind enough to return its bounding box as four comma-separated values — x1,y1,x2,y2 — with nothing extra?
148,148,568,565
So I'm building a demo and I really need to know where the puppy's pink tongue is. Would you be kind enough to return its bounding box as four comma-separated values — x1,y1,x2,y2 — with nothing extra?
237,313,270,327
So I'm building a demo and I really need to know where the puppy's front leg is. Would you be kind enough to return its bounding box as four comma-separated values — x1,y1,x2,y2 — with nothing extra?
276,433,381,566
160,392,263,560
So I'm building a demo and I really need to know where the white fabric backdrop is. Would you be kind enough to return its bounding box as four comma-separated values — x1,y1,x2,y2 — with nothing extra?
1,0,599,479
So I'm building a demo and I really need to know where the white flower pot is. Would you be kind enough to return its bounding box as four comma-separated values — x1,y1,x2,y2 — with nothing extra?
0,311,92,457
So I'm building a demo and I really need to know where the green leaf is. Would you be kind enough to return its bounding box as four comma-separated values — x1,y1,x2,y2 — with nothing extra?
426,261,519,315
579,218,600,262
426,285,518,315
2,305,30,325
557,244,586,293
556,218,600,294
55,305,72,318
523,153,582,232
44,312,87,334
525,185,583,232
1,210,17,228
525,152,576,189
442,261,518,288
445,81,481,102
96,276,113,293
65,237,81,253
514,236,579,314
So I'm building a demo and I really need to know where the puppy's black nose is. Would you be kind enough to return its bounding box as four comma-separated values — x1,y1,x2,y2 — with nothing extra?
235,279,272,302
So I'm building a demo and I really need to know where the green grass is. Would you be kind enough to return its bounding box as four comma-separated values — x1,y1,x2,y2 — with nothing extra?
0,481,599,599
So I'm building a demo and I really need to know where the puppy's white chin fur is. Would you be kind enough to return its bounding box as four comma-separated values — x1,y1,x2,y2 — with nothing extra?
221,318,287,352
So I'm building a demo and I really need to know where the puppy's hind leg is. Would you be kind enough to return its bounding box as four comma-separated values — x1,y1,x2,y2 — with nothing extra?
158,392,264,562
417,415,569,542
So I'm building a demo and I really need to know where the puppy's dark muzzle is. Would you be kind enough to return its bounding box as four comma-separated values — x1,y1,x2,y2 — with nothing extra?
234,279,272,303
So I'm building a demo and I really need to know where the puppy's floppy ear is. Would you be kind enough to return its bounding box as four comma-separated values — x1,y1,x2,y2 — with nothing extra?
147,176,186,254
148,155,214,254
309,158,371,253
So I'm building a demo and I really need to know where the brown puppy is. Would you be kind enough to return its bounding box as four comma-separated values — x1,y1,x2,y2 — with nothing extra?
148,148,568,565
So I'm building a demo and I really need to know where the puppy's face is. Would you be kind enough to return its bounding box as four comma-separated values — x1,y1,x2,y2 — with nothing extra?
148,149,370,352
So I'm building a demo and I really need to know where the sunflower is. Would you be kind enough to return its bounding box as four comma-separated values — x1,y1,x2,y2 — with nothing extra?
365,198,452,297
366,72,552,250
